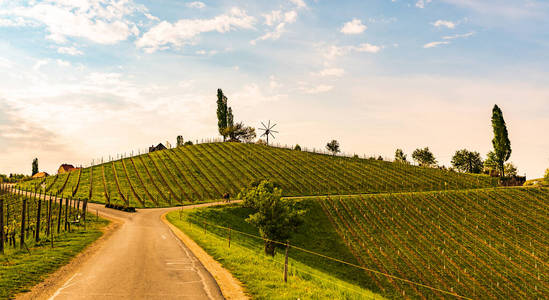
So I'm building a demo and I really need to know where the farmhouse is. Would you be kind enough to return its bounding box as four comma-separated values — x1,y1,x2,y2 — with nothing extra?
149,143,167,153
32,172,49,178
58,164,80,174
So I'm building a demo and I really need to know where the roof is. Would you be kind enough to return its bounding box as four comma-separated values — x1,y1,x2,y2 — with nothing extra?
59,164,75,171
32,172,49,178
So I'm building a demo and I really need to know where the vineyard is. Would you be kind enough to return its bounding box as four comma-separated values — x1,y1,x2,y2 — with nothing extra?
18,143,498,208
320,187,549,299
0,184,106,298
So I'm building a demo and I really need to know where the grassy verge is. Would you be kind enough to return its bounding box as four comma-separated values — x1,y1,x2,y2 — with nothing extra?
0,217,109,299
166,200,383,300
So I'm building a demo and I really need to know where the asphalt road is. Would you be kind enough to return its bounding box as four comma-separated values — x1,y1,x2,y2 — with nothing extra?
47,202,225,300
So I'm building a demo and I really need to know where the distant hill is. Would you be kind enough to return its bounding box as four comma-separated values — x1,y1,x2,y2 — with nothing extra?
18,142,498,207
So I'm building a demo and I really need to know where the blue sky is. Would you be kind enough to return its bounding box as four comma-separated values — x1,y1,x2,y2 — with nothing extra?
0,0,548,177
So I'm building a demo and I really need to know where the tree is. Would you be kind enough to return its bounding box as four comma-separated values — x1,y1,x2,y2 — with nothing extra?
222,122,256,143
217,89,229,141
412,147,437,167
176,135,184,147
504,163,518,176
240,180,304,256
491,105,512,177
451,149,483,173
32,158,38,176
394,149,408,163
545,168,549,183
294,144,301,151
184,141,193,146
227,107,234,128
326,140,340,155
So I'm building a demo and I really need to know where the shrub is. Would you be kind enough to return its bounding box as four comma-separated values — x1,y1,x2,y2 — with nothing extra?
294,144,301,151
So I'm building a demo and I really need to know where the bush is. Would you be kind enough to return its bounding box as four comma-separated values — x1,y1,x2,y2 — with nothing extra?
294,144,301,151
105,203,136,212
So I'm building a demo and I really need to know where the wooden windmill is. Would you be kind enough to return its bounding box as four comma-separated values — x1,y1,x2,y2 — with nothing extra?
258,120,278,145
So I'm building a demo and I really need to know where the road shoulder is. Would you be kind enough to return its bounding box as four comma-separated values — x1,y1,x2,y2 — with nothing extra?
161,212,248,300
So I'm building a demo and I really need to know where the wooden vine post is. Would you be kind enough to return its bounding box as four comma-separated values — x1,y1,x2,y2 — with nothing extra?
284,241,289,283
0,184,4,254
35,191,42,242
57,195,63,234
20,195,27,249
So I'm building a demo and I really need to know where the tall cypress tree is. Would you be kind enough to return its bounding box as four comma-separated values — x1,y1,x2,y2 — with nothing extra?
217,89,228,140
491,104,511,177
227,107,234,128
32,158,38,176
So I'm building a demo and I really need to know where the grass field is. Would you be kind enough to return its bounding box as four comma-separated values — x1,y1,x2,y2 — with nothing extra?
166,203,384,299
18,142,498,208
168,187,549,299
0,189,108,299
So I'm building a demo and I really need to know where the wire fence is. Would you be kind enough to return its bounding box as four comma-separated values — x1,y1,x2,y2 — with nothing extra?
178,210,473,300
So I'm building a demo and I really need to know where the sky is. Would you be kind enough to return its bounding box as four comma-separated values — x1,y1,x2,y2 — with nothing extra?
0,0,548,178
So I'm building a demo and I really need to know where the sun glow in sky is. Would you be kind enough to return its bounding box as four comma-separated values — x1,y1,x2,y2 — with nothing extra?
0,0,548,177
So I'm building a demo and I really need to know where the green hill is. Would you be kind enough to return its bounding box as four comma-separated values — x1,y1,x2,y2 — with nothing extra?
19,142,497,207
171,187,549,299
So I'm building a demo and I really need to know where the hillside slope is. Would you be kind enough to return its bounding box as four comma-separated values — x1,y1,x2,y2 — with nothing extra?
19,142,497,207
174,187,549,299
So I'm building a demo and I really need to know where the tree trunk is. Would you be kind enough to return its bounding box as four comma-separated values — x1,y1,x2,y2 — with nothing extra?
264,241,276,257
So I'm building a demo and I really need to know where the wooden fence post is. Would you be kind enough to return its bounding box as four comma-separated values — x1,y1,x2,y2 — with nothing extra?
284,241,289,283
228,227,231,248
0,184,4,254
35,192,41,242
57,196,63,234
64,197,69,231
20,195,27,249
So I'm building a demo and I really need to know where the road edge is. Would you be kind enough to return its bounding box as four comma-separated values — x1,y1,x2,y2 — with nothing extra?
15,214,122,300
161,212,249,300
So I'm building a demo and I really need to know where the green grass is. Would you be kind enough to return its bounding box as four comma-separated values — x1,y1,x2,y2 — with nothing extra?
1,190,108,299
167,202,385,300
18,143,498,208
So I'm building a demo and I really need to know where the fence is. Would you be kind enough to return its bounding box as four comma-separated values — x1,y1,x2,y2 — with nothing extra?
178,211,472,300
0,183,93,254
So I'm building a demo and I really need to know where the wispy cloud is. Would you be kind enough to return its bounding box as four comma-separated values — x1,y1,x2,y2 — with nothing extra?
423,41,450,48
312,68,345,77
57,46,83,56
137,8,255,53
443,32,475,40
186,1,206,9
325,43,381,59
432,20,456,29
416,0,432,9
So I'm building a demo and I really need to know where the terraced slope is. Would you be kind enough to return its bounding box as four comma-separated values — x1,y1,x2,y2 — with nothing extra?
320,187,549,299
18,142,498,207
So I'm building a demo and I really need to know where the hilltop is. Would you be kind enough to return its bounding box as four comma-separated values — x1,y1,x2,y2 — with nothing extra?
19,142,497,207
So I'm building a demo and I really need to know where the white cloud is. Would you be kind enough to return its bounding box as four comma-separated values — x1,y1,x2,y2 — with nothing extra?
263,10,282,26
324,43,381,59
340,19,367,35
252,9,298,45
251,22,286,45
269,75,282,89
304,85,333,94
57,46,83,56
32,59,49,71
0,1,146,44
416,0,432,8
423,41,450,48
0,16,36,27
137,8,255,53
186,1,206,9
312,68,345,77
432,20,456,29
196,49,218,55
284,11,298,23
289,0,307,9
144,13,159,21
56,59,71,67
443,32,475,39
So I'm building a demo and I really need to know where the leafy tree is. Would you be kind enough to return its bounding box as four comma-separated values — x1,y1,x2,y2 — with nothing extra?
184,141,193,146
504,163,518,176
32,158,38,176
294,144,301,151
227,107,234,128
222,122,256,143
377,156,384,161
217,89,229,141
240,180,304,256
491,105,512,177
176,135,184,147
412,147,437,167
326,140,340,155
451,149,483,173
394,149,408,163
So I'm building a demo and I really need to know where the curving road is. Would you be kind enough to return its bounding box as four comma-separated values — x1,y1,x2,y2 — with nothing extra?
45,202,225,300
